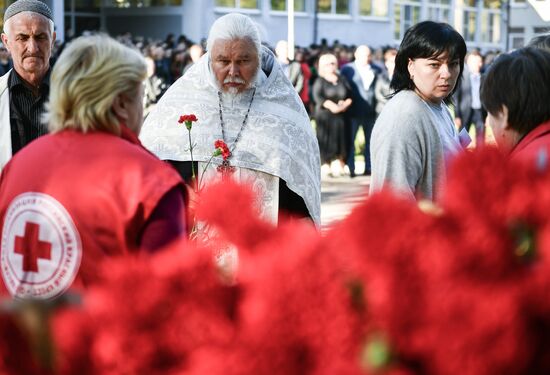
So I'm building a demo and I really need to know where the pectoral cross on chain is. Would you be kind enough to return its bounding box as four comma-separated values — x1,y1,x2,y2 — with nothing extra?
217,160,236,180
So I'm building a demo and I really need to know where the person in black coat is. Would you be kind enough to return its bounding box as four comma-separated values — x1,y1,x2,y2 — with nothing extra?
453,50,486,146
341,45,381,176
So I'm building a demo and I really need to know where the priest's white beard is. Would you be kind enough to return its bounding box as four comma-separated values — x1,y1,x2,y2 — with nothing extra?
224,76,247,95
213,67,260,100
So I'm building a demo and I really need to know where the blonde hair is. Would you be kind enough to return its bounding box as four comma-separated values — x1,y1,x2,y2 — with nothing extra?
317,53,338,79
45,34,147,134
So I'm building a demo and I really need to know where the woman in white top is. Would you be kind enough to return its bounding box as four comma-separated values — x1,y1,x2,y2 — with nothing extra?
370,21,467,201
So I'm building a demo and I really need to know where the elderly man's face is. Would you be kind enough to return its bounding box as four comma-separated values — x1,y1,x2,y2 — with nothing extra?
211,38,259,94
354,45,371,66
1,12,55,84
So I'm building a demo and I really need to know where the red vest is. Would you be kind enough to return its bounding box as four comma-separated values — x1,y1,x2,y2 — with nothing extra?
0,127,185,299
510,120,550,164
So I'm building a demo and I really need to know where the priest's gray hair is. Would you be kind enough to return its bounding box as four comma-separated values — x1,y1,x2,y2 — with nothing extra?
206,13,262,57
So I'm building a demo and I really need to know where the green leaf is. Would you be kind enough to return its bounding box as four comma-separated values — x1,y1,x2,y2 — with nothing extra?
360,335,392,370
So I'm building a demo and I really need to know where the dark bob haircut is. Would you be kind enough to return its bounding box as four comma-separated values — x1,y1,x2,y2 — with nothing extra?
390,21,467,105
481,47,550,136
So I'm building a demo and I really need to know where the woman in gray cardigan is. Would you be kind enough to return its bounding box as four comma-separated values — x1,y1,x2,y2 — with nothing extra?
370,21,467,201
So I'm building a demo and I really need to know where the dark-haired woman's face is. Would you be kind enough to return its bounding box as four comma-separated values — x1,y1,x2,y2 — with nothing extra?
407,51,460,105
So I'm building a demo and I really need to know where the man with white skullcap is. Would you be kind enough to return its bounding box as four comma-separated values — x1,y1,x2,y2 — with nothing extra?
140,13,321,225
0,0,56,171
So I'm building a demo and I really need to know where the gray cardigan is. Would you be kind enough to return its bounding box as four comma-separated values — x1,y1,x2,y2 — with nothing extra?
369,90,448,201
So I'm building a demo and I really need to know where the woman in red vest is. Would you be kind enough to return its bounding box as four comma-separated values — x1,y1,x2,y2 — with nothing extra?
0,35,187,300
481,47,550,163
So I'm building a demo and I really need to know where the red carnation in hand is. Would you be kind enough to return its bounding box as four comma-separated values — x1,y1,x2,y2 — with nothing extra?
178,114,198,130
214,139,231,160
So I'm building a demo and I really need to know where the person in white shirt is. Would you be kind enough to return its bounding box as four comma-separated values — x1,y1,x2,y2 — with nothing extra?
341,45,382,176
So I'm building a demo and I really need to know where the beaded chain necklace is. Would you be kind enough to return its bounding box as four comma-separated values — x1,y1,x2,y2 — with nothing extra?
216,88,256,175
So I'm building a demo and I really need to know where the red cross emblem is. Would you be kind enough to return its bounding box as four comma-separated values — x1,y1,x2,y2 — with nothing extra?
13,222,52,273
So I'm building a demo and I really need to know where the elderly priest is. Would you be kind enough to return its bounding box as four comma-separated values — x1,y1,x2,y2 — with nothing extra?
140,13,320,225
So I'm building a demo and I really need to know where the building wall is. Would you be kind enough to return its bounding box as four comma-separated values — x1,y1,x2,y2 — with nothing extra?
181,0,214,43
234,6,394,48
509,2,550,48
106,14,182,39
44,0,65,42
44,0,537,53
101,0,397,48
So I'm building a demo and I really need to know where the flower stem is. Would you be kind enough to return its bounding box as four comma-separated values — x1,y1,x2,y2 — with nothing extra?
198,154,217,192
187,129,196,189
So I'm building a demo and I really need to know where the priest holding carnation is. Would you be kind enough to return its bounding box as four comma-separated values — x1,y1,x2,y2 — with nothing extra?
140,13,320,225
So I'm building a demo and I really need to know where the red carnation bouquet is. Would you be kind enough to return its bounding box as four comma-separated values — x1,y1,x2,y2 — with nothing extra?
6,147,550,374
51,243,240,375
178,113,230,191
323,147,550,375
179,113,231,238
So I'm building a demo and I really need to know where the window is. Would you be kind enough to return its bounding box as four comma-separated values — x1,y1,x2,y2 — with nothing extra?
74,0,100,11
359,0,389,17
74,16,100,34
462,11,476,42
480,11,501,43
426,0,451,23
511,35,524,49
1,0,14,29
271,0,306,11
509,27,524,33
393,0,420,40
483,0,501,9
216,0,258,8
462,0,477,44
65,0,101,34
317,0,350,15
104,0,182,7
480,0,501,44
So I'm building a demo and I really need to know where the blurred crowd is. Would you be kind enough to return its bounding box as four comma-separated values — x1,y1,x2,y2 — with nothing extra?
0,30,505,180
93,33,502,117
105,33,504,178
17,30,499,112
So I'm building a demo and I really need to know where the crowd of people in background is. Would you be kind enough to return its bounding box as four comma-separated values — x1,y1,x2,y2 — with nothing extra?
104,32,505,178
2,19,547,211
0,26,508,179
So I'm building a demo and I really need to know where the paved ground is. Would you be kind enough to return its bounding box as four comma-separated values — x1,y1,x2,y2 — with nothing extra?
320,161,371,231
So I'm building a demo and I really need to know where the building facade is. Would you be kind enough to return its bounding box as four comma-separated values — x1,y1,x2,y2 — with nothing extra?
508,0,549,49
0,0,546,51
